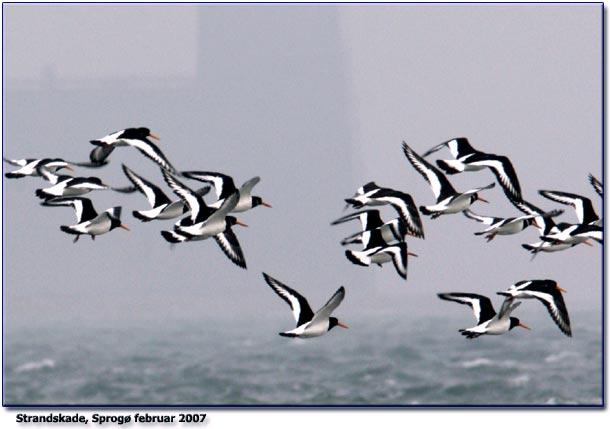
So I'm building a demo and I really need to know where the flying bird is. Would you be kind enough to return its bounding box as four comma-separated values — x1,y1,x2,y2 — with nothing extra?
402,142,494,219
88,127,177,173
438,292,530,339
538,190,601,226
181,171,271,213
332,209,413,247
41,196,129,243
121,164,209,222
422,137,523,201
160,170,248,269
463,209,562,242
4,157,73,179
497,280,571,337
262,272,348,338
343,185,425,238
345,241,417,280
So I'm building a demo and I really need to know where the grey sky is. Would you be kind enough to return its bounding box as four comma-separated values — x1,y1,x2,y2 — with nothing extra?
2,2,602,341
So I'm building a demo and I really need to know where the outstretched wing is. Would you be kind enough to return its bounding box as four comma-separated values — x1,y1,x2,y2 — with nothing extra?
402,142,457,202
310,286,346,326
41,196,98,223
214,228,247,269
122,164,172,208
263,273,315,327
437,292,496,324
538,190,599,225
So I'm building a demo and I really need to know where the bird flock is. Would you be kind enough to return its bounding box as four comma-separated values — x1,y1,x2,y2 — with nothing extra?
331,137,602,339
4,131,603,340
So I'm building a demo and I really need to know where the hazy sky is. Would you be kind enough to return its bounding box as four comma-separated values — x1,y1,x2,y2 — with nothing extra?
2,3,602,341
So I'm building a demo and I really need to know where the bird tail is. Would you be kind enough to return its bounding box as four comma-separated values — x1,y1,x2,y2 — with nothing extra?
419,206,434,216
4,172,24,179
35,189,50,199
132,211,153,222
60,226,79,235
345,250,369,266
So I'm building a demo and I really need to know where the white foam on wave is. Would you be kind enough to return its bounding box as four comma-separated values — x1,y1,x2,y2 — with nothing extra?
508,374,530,387
459,358,518,369
15,358,55,373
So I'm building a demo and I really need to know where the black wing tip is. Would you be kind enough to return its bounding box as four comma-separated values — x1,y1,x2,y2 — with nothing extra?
4,172,23,178
279,332,297,338
34,189,48,199
345,250,367,267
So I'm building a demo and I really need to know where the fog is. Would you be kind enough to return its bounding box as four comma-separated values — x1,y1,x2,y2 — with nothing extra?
2,4,602,335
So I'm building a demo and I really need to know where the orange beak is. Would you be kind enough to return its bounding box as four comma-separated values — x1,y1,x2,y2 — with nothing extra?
477,196,489,203
408,252,419,257
583,240,594,247
519,322,531,330
532,219,540,229
148,132,160,140
556,284,567,294
262,201,272,208
236,221,248,227
120,224,130,231
65,165,75,172
337,322,349,329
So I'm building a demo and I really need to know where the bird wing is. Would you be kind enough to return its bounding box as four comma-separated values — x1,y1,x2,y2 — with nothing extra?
239,176,261,198
162,169,209,222
181,171,236,201
497,296,521,319
122,164,172,208
422,137,476,159
372,190,425,239
262,273,315,327
214,228,247,269
437,293,496,324
538,190,598,225
331,209,384,231
41,196,98,223
310,286,346,326
3,157,29,167
463,209,501,225
465,154,522,201
402,142,457,202
124,138,177,174
588,173,603,197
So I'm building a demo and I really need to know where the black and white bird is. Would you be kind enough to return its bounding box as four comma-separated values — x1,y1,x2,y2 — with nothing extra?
422,137,523,201
181,171,271,213
402,142,495,219
41,196,129,242
332,209,412,247
463,209,562,242
540,223,602,246
34,166,110,199
262,272,348,338
539,190,601,226
345,241,416,280
510,198,595,256
437,293,530,339
344,186,425,239
160,170,248,269
497,280,571,337
4,157,73,179
88,127,177,173
121,164,209,222
588,173,603,198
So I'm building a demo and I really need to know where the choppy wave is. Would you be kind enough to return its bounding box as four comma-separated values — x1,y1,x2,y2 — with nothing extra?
14,358,55,373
